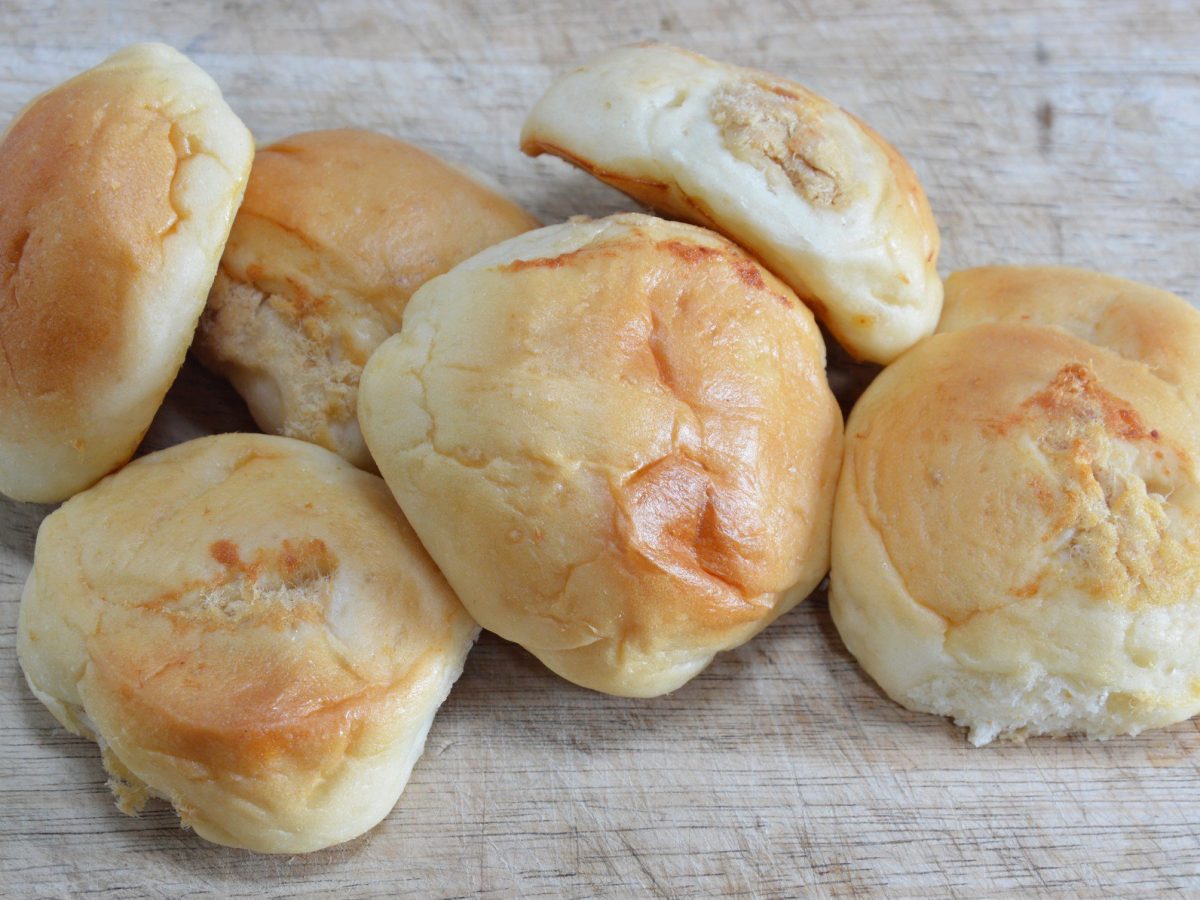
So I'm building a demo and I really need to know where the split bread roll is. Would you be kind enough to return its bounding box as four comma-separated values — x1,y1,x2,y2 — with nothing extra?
521,44,941,364
359,213,843,697
831,309,1200,744
0,44,253,503
194,129,538,469
17,433,479,853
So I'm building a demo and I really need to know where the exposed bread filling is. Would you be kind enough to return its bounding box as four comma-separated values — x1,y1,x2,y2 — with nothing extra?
198,274,365,447
710,80,849,208
864,352,1200,627
149,538,336,629
999,365,1199,607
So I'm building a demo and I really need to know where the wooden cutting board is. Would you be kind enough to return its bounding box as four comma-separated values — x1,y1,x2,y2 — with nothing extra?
2,1,1198,895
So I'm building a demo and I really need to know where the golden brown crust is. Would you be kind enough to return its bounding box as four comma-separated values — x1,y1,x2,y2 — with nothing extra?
940,266,1200,413
858,326,1198,622
831,318,1200,743
520,136,699,221
500,234,812,635
359,214,843,696
196,129,538,467
0,65,182,420
0,44,253,502
17,434,478,852
224,129,538,329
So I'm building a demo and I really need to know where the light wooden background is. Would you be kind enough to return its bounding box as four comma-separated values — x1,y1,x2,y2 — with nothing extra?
2,0,1199,896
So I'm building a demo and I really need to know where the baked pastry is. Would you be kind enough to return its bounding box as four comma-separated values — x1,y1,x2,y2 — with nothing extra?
0,44,253,503
940,265,1200,415
521,44,941,364
359,213,843,697
194,129,538,469
17,433,479,853
830,312,1200,744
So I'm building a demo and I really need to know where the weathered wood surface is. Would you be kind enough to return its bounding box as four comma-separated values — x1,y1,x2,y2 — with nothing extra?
1,0,1198,895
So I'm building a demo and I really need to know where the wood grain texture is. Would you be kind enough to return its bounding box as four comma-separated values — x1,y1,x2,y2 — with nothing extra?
2,0,1199,895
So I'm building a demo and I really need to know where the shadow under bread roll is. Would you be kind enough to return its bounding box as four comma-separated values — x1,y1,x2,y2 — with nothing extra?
194,129,539,470
831,306,1200,744
0,44,253,503
359,213,843,697
17,433,479,853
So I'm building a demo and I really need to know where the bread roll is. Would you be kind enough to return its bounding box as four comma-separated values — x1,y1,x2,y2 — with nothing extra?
521,44,941,364
830,322,1200,744
194,129,538,469
940,265,1200,415
0,44,253,502
359,213,843,697
17,433,478,853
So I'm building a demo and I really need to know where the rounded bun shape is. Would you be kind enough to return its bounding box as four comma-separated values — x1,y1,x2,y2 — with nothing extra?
521,43,942,364
940,265,1200,416
195,129,538,469
0,44,254,502
830,316,1200,744
17,433,479,853
359,213,843,697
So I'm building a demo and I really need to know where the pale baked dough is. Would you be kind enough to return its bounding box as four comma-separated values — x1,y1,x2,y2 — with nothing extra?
194,129,537,469
17,433,479,852
359,213,843,697
521,44,942,364
831,319,1200,744
0,44,253,502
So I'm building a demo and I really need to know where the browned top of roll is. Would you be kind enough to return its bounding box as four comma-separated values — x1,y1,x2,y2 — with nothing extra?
0,43,254,502
219,128,539,334
2,53,204,421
